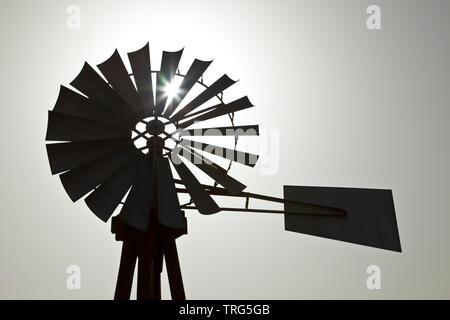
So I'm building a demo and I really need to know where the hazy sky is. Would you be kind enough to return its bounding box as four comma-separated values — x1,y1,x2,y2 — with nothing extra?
0,0,449,299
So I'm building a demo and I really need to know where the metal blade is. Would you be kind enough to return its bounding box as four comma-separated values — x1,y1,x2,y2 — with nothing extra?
53,86,134,128
283,186,402,252
183,140,259,167
97,49,144,117
46,138,129,175
85,155,140,222
59,143,135,202
179,125,259,137
154,49,183,115
170,153,220,215
171,74,236,121
177,145,246,194
119,156,153,231
156,156,186,229
127,42,154,116
45,111,130,142
70,62,138,120
179,96,254,129
163,59,212,118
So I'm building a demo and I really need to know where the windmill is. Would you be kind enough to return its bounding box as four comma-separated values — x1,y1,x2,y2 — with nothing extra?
45,43,401,300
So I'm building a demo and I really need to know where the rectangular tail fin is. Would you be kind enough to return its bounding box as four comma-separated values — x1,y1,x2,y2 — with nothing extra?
283,186,401,252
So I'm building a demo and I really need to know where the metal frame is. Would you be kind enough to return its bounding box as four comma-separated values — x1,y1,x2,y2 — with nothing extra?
173,179,347,217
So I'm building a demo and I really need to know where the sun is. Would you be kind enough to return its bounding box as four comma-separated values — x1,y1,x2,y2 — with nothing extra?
163,80,181,103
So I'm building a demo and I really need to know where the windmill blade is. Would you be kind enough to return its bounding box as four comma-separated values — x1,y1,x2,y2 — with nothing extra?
45,111,130,142
179,125,259,137
155,49,183,115
85,155,140,222
183,140,259,167
163,59,212,118
97,49,145,117
127,42,154,116
59,143,135,202
118,157,153,231
156,156,187,229
46,138,129,175
70,62,139,120
177,145,246,194
53,86,134,129
179,96,254,129
283,186,402,252
171,74,236,121
170,153,220,215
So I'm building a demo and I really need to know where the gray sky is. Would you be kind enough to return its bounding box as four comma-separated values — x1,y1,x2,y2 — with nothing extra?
1,0,449,299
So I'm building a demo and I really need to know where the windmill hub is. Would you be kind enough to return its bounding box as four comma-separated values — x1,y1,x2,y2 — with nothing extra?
131,116,178,154
146,119,165,136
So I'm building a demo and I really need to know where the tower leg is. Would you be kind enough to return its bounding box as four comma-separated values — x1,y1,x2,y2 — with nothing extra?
114,240,137,300
151,245,163,300
162,235,186,300
136,226,162,300
137,245,154,300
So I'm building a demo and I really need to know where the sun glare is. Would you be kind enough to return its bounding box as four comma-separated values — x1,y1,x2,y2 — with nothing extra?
163,80,180,102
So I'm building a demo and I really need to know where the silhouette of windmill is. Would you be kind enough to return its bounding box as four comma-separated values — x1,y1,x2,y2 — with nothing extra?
45,43,401,300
